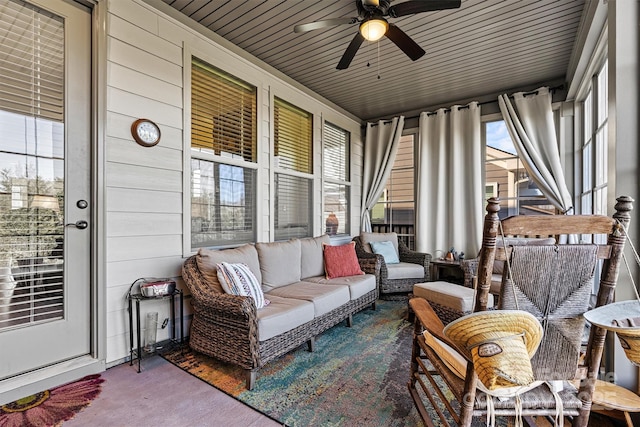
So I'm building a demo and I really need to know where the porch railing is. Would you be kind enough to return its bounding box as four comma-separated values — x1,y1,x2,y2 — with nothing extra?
370,223,415,250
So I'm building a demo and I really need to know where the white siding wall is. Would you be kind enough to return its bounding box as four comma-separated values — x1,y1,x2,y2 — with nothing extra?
104,0,363,364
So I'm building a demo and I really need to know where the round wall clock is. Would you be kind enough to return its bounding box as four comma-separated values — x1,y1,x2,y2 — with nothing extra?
131,118,161,147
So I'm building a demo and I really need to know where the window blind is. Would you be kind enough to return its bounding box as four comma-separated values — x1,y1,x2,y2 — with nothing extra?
274,173,312,241
0,0,65,330
274,97,312,173
191,57,257,162
0,0,64,122
323,122,349,181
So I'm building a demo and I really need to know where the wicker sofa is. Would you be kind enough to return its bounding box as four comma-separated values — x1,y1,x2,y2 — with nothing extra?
353,232,431,296
181,235,379,390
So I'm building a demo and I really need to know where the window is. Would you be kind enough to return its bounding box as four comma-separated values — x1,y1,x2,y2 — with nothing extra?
371,134,416,249
323,122,350,235
190,57,257,248
484,120,554,218
273,97,313,240
581,61,608,215
580,60,608,242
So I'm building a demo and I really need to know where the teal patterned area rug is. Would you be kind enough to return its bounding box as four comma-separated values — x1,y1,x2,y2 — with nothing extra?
161,300,427,427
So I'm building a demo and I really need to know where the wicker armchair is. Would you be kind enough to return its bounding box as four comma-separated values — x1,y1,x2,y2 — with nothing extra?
353,232,431,296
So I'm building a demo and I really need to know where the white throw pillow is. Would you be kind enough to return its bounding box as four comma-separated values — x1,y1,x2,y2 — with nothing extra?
216,262,269,309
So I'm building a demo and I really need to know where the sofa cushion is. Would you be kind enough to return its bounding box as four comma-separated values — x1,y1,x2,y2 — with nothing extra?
216,262,268,309
256,294,314,341
361,232,399,255
266,282,350,317
303,274,376,300
256,239,302,292
323,242,364,279
386,262,425,280
299,235,330,279
197,244,262,294
370,240,400,264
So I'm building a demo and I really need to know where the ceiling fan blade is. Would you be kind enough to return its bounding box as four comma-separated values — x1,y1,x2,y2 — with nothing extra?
294,18,357,33
388,0,461,18
336,32,365,70
385,24,425,61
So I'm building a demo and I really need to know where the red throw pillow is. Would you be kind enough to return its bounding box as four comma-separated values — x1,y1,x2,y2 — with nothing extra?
323,242,365,279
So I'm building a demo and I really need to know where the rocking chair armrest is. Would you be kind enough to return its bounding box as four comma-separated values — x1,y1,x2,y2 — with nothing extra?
409,297,471,363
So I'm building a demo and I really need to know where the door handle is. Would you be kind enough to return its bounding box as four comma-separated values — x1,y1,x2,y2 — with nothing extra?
66,220,88,229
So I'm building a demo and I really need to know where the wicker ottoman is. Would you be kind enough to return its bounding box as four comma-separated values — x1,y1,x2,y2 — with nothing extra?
410,281,494,325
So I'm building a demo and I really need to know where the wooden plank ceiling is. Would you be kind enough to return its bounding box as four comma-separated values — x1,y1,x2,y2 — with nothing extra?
162,0,586,121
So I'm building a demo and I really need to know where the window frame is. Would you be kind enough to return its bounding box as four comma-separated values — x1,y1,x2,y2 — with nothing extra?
184,51,262,254
272,95,314,241
579,59,608,222
322,121,351,237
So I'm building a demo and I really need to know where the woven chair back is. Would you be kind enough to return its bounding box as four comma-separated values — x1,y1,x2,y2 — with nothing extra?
498,244,598,379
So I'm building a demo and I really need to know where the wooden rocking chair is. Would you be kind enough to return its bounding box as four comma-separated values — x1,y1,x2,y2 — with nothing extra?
408,196,634,427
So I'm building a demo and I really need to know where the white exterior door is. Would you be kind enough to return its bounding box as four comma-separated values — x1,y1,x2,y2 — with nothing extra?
0,0,92,380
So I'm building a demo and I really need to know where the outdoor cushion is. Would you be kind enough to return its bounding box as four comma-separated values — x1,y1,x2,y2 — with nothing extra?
386,262,425,280
360,231,399,256
303,274,376,300
216,262,268,309
256,294,314,341
197,244,262,294
413,281,494,313
370,240,400,264
323,242,364,279
266,282,350,317
256,239,302,292
299,235,330,279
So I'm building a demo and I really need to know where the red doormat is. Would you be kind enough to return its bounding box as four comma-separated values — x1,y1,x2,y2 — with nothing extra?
0,374,104,427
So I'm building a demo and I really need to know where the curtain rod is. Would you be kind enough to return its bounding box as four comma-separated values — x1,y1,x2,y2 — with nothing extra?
366,84,564,127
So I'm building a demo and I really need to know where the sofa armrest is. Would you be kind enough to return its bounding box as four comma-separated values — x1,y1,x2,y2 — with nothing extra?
398,239,432,281
194,292,257,319
353,236,389,280
183,255,257,318
357,253,381,277
460,258,479,288
183,255,260,368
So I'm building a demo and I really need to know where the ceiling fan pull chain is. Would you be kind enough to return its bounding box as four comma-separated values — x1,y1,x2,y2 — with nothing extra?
377,40,381,79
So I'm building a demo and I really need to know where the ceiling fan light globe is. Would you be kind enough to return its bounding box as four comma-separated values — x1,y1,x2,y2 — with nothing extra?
360,19,388,41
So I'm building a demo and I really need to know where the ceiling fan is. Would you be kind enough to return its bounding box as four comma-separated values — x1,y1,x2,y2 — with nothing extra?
293,0,462,70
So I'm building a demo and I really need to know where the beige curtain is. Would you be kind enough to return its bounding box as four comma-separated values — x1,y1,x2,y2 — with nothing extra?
498,87,573,213
360,117,405,232
416,103,482,257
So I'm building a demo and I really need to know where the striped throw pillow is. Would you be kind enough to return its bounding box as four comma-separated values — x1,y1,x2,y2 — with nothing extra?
216,262,269,309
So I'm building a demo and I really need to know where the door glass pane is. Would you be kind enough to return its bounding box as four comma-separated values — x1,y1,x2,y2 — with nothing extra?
0,0,65,330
